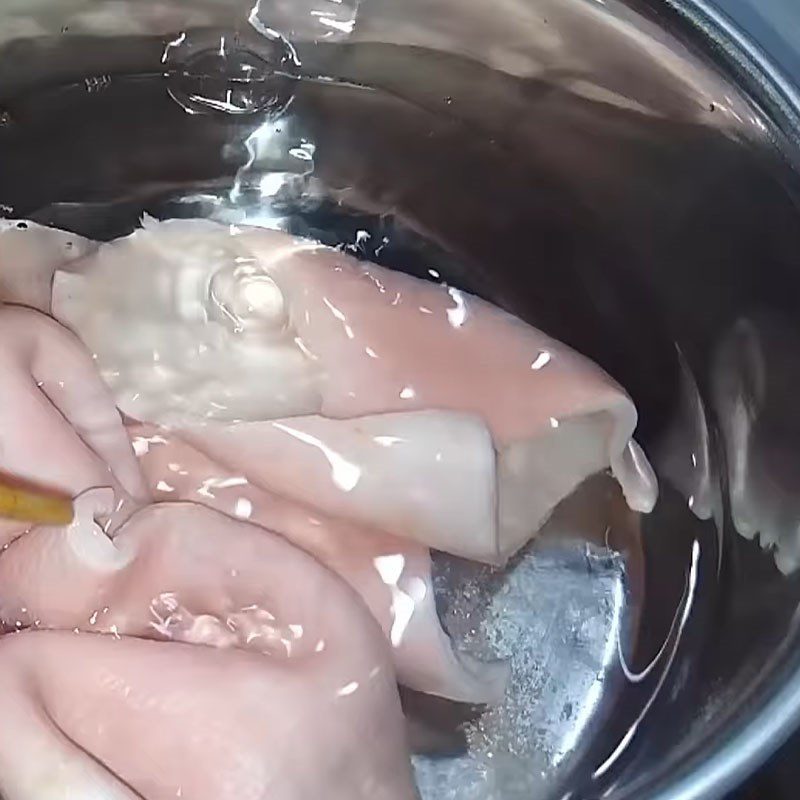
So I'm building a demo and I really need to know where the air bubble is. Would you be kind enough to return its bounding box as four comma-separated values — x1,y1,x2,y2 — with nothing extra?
164,31,299,117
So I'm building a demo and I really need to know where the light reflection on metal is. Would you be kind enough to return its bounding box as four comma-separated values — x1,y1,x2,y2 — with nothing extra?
593,540,701,779
554,578,625,765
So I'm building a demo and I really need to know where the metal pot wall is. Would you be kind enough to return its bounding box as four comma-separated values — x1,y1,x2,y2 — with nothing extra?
0,1,799,799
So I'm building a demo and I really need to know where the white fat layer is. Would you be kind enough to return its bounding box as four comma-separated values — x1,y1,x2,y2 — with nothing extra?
52,221,323,426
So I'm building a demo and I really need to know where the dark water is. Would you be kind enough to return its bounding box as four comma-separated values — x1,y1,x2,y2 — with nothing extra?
0,42,799,796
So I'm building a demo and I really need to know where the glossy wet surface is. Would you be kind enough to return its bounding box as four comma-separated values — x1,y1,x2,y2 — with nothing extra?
0,1,799,796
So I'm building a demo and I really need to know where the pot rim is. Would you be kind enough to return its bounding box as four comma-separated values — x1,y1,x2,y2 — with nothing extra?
616,2,800,799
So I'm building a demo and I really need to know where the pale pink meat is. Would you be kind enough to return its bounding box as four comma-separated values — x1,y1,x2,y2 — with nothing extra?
0,215,660,796
129,425,508,703
242,224,657,535
0,217,651,694
52,217,657,562
0,498,388,663
179,411,500,562
0,629,416,800
0,219,95,312
0,305,145,548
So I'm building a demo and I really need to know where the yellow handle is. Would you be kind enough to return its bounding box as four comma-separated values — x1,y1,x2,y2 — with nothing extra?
0,482,74,526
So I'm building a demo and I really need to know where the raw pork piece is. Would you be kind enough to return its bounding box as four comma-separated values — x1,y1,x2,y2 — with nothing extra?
179,411,499,562
0,305,144,547
0,629,416,800
51,216,657,561
0,219,95,312
0,496,389,663
129,424,508,704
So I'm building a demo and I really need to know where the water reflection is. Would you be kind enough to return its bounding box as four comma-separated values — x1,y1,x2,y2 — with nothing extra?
654,349,716,523
712,314,800,575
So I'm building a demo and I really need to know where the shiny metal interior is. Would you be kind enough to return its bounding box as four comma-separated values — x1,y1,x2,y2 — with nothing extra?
0,1,799,799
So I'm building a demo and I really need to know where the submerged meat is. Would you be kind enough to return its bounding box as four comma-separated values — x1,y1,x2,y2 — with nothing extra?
0,220,95,312
0,305,144,547
0,216,660,796
0,630,416,800
52,216,657,562
129,425,508,703
1,497,385,661
178,411,498,561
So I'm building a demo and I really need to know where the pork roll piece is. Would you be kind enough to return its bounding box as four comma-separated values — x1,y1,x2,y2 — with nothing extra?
52,217,657,562
128,425,508,704
0,305,145,548
0,629,416,800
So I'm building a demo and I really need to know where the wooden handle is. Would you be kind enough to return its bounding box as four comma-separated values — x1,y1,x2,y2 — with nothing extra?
0,483,74,525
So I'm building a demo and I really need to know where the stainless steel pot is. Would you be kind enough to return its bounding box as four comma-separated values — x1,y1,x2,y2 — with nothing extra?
0,2,798,799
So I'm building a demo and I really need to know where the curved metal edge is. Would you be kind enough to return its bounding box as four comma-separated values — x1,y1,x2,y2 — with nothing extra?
616,3,800,799
643,660,800,800
662,0,800,154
